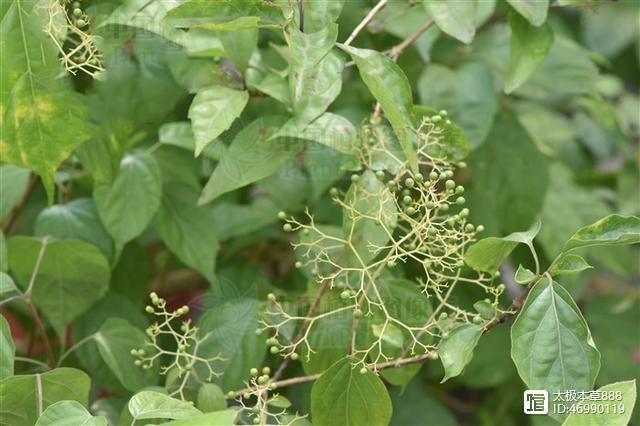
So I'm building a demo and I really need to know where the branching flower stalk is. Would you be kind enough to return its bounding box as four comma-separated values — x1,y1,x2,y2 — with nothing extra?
261,112,508,370
41,0,104,76
131,293,223,400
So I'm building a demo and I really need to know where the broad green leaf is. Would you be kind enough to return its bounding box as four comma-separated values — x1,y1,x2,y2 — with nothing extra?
390,380,457,426
268,395,292,409
311,358,392,426
94,318,152,393
343,171,398,266
550,254,592,276
217,28,257,74
158,409,238,426
467,113,549,236
287,24,339,122
299,113,358,155
155,184,219,282
439,323,484,382
371,323,404,348
245,52,291,107
0,165,30,221
7,237,110,337
0,273,16,296
563,214,640,252
188,86,249,156
340,45,418,171
506,0,549,26
459,325,517,388
35,401,107,426
0,0,94,203
473,300,496,320
196,383,226,413
0,314,15,379
304,0,345,33
211,198,281,241
562,380,636,426
200,116,304,203
514,264,535,284
0,368,90,426
101,0,185,44
505,11,554,94
417,62,498,148
303,304,352,375
128,391,201,421
424,0,477,44
464,220,541,273
34,198,114,262
196,296,265,391
583,1,640,58
166,0,284,28
94,153,162,256
511,276,600,421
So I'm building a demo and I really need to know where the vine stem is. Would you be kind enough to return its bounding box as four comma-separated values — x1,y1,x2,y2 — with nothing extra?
343,0,388,46
388,19,434,60
2,174,38,234
229,352,434,398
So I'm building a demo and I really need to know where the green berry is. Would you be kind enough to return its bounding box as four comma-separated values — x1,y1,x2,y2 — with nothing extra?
456,185,464,194
441,331,450,339
387,260,396,268
290,352,299,360
375,170,385,180
134,360,142,366
267,293,276,302
428,227,437,236
404,178,415,188
250,368,259,377
253,417,260,424
294,261,302,269
465,224,475,232
429,171,438,180
431,115,442,123
405,206,416,215
359,367,368,375
402,195,412,204
257,375,267,384
282,223,292,232
494,270,501,278
329,187,339,196
73,8,82,17
270,383,278,390
445,170,454,179
340,290,350,300
439,172,447,180
351,174,360,183
145,306,154,314
130,349,137,356
76,19,86,27
415,173,424,182
266,337,278,346
277,211,286,220
227,391,235,398
255,329,263,335
457,161,467,168
476,225,485,233
473,316,483,324
426,201,435,209
439,110,448,116
459,208,469,218
263,367,271,375
439,312,448,320
445,179,455,190
456,196,465,205
270,346,279,354
497,283,506,292
353,309,363,318
243,392,251,399
439,203,449,211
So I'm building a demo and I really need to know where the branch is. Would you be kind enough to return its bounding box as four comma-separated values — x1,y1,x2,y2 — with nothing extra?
343,0,388,46
2,174,39,234
388,19,434,60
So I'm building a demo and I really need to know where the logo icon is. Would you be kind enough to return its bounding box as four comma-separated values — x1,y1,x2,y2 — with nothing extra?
524,390,549,415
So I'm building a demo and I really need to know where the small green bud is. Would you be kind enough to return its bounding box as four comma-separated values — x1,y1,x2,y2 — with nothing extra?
359,367,368,375
387,260,396,268
282,223,292,232
227,391,235,398
181,305,189,314
130,349,138,356
431,115,442,123
340,290,350,300
415,173,424,182
459,208,470,218
494,270,501,278
439,110,448,116
439,203,449,211
404,177,415,188
277,211,287,220
270,346,279,354
457,161,467,168
266,337,278,346
255,329,263,335
375,170,385,180
438,312,448,320
290,353,299,361
439,172,447,180
445,180,455,190
257,375,268,384
253,417,260,424
250,368,259,377
150,291,158,300
267,293,276,302
456,196,465,205
262,367,271,375
402,195,412,205
426,201,435,209
243,392,251,399
134,360,142,366
76,19,86,27
429,171,439,180
353,309,363,318
302,228,310,235
428,227,437,236
145,306,154,314
270,383,278,390
351,174,360,183
473,316,483,324
476,225,485,233
178,344,186,352
294,261,302,269
465,224,475,232
445,170,454,179
405,206,416,215
456,185,464,194
73,8,82,17
329,187,339,197
497,283,506,292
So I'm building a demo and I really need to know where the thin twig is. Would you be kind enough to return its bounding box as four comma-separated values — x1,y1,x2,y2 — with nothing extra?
388,19,434,60
343,0,388,46
2,174,39,234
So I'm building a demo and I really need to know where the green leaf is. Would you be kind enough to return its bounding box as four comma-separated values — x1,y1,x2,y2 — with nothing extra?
218,28,257,74
303,0,345,33
34,198,114,262
0,0,95,203
562,380,637,426
514,264,535,284
303,299,352,375
128,391,201,421
101,0,185,44
467,113,549,236
473,300,496,320
439,323,484,382
511,276,600,421
188,86,249,156
158,409,238,426
155,184,219,282
166,0,284,28
343,171,398,266
311,358,392,426
505,11,554,94
0,165,30,221
94,153,162,256
550,254,593,276
199,116,304,204
390,380,457,426
464,220,541,273
371,323,404,348
340,45,418,171
424,0,477,44
0,273,16,296
94,318,153,393
0,368,91,426
0,314,15,380
196,296,265,391
7,237,110,337
506,0,549,26
196,383,226,413
35,401,107,426
563,214,640,252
